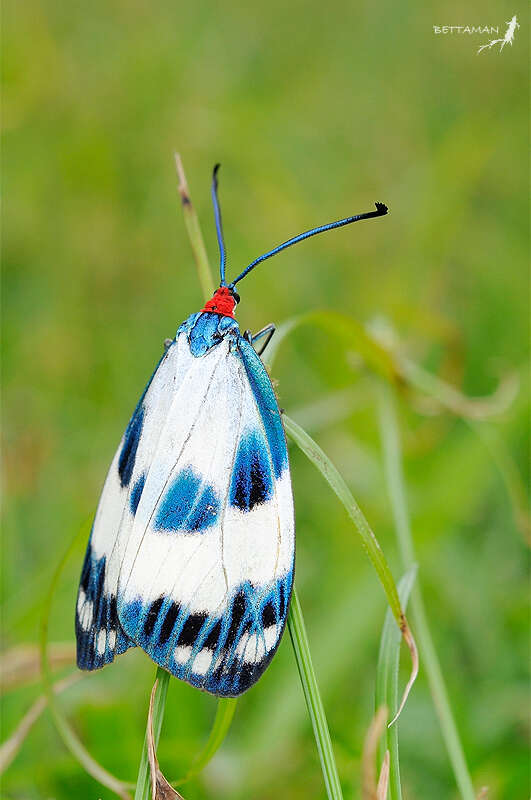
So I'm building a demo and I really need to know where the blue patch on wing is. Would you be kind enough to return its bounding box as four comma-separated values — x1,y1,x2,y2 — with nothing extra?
229,429,273,511
236,339,288,479
76,544,135,671
130,472,146,514
118,570,294,697
118,405,144,488
154,467,220,532
116,348,167,489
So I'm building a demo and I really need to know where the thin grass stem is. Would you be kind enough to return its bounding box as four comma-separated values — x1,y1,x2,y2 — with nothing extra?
134,668,170,800
287,588,343,800
376,381,476,800
174,153,215,300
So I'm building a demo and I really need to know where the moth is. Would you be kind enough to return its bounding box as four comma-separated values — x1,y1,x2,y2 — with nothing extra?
76,165,387,696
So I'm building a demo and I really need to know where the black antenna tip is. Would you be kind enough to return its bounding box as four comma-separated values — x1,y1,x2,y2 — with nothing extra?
375,202,388,215
213,163,221,179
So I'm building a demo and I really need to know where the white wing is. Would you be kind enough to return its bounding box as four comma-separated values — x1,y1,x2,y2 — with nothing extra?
117,332,294,696
76,336,196,669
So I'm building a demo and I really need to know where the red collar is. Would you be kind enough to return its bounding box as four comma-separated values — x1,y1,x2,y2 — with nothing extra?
201,287,236,318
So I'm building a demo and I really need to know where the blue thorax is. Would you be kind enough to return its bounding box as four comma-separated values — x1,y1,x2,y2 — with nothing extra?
177,312,240,357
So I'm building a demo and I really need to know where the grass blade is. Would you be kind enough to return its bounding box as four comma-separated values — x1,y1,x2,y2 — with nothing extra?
265,312,397,381
287,588,343,800
377,381,476,800
0,672,81,774
283,413,418,722
375,567,417,800
174,698,237,786
135,668,171,800
284,415,400,626
174,153,215,301
146,678,185,799
361,705,388,800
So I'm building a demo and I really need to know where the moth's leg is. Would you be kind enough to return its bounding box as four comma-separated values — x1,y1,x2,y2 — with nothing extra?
163,338,174,350
251,323,276,356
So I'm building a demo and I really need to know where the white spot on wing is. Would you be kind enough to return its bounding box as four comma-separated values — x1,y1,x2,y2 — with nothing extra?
242,633,265,663
192,648,213,675
241,626,279,664
264,625,278,652
77,589,86,615
174,645,192,665
96,629,107,655
80,601,93,631
108,629,117,650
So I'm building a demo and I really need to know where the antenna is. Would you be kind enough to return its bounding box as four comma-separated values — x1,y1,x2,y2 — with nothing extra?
228,203,388,287
211,164,227,286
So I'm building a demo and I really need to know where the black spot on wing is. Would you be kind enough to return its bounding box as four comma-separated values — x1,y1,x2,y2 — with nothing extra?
261,601,276,628
225,591,247,649
279,583,286,619
177,612,207,647
118,404,145,488
143,597,164,638
159,601,181,645
204,619,222,650
238,662,255,689
230,430,273,512
95,561,105,601
80,547,91,591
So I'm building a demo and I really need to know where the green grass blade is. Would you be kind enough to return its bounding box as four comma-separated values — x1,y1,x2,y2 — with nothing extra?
265,312,398,381
174,153,215,301
283,414,402,626
174,698,237,786
377,381,476,800
287,588,343,800
399,356,518,420
134,668,170,800
375,567,417,800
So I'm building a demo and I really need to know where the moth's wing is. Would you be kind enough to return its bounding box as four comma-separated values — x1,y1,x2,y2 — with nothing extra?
76,336,195,669
117,333,295,696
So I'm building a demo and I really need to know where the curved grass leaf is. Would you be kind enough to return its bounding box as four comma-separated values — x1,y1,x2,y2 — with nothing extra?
146,678,185,800
377,382,476,800
266,312,398,382
0,672,81,774
174,697,237,787
361,705,389,800
375,567,417,800
283,414,418,724
135,668,171,800
267,312,517,424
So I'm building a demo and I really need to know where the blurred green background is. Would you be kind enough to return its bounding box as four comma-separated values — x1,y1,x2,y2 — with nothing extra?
2,0,528,798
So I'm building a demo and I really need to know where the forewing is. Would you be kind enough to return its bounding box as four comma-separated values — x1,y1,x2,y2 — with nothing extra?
117,333,295,696
76,337,195,669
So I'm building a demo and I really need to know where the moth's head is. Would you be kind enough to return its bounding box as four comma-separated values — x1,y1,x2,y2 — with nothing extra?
201,286,240,318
